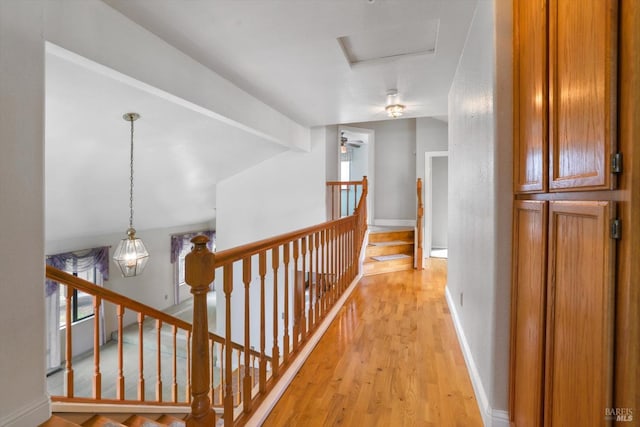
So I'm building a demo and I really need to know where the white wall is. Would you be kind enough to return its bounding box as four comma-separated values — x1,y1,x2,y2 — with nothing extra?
0,2,50,426
416,117,448,180
416,117,449,254
348,119,416,223
446,0,512,425
431,157,449,249
215,128,325,337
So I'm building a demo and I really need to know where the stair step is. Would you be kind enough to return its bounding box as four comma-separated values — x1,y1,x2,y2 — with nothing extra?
156,415,186,427
40,415,81,427
368,229,414,243
364,256,414,275
123,415,165,427
366,242,413,257
82,415,126,427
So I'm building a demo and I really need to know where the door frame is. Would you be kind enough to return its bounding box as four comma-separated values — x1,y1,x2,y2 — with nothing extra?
338,125,375,224
424,151,448,257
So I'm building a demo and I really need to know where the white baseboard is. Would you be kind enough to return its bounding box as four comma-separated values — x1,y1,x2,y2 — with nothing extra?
445,287,510,427
0,395,50,427
373,219,415,227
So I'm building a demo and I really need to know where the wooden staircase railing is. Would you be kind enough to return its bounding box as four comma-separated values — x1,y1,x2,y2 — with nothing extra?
187,177,368,426
326,179,366,220
45,266,264,410
416,178,424,270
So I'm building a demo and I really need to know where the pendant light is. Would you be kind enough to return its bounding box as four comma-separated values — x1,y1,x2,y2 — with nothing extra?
385,89,405,118
113,112,149,277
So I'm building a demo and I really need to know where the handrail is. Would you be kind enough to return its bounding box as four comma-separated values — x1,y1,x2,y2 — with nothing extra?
416,178,424,270
326,179,365,220
186,177,368,426
214,215,353,267
45,266,258,358
45,265,267,410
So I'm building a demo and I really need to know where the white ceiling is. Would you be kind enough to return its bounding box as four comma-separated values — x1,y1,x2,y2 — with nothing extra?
104,0,478,126
45,0,477,242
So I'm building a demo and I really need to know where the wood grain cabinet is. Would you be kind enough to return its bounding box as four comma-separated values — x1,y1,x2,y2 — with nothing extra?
514,0,547,193
510,201,548,427
514,0,618,194
511,1,622,425
544,201,615,426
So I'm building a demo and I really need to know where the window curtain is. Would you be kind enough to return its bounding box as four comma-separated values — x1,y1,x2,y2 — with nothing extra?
171,230,215,304
44,246,109,371
170,230,216,263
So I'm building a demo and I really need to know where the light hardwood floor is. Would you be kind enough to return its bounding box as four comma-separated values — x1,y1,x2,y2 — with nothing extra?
263,258,482,427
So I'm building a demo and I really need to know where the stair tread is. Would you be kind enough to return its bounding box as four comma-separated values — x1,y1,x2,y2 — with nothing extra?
156,415,186,427
123,415,165,427
40,415,81,427
82,415,126,427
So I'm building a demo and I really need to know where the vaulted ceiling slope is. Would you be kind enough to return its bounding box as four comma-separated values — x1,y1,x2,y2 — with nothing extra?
45,45,286,242
103,0,478,126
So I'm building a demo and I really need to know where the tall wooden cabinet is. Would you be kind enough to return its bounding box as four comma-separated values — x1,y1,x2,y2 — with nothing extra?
510,1,624,426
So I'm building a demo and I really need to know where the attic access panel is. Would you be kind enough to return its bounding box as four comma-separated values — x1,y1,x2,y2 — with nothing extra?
337,19,439,66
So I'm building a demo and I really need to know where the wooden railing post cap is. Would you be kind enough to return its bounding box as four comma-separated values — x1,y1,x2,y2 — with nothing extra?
185,236,215,289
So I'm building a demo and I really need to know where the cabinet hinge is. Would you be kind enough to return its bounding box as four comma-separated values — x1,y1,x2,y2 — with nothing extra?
611,218,622,240
612,152,623,174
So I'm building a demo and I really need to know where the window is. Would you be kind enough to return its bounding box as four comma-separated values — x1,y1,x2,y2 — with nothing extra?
171,230,216,302
58,268,100,327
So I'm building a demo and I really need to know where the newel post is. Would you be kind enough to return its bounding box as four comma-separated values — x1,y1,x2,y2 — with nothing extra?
416,178,424,270
185,236,216,427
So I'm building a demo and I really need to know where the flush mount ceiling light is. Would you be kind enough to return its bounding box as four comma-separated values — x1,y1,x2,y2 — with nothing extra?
113,112,149,277
385,89,405,118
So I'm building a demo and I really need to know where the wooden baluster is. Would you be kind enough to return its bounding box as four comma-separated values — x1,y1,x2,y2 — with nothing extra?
330,226,336,305
237,350,242,406
172,325,178,403
283,243,291,360
292,239,300,351
331,185,335,220
242,257,252,413
314,232,321,322
223,265,234,427
117,305,125,400
184,236,216,427
259,251,267,393
416,178,424,270
271,246,280,378
353,184,358,214
156,319,162,402
307,234,314,330
185,330,191,403
64,285,73,398
93,296,101,399
300,236,308,340
324,229,330,312
218,343,224,406
346,186,350,217
138,312,145,401
209,338,214,405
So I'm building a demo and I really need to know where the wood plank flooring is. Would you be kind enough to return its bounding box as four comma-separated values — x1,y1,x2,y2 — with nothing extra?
263,259,482,427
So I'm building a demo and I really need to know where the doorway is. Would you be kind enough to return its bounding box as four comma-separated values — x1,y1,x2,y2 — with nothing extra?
425,152,448,258
338,125,375,223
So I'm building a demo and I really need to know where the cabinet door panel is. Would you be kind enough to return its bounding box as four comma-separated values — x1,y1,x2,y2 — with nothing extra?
549,0,618,191
510,200,548,427
545,201,615,426
514,0,547,193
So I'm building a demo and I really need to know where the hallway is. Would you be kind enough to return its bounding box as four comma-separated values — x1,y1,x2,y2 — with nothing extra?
263,259,482,426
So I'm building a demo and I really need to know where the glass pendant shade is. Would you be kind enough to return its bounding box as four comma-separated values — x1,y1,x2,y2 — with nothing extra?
113,228,149,277
114,112,149,277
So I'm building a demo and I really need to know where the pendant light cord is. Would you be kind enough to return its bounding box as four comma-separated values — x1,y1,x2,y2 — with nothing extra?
129,116,135,230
